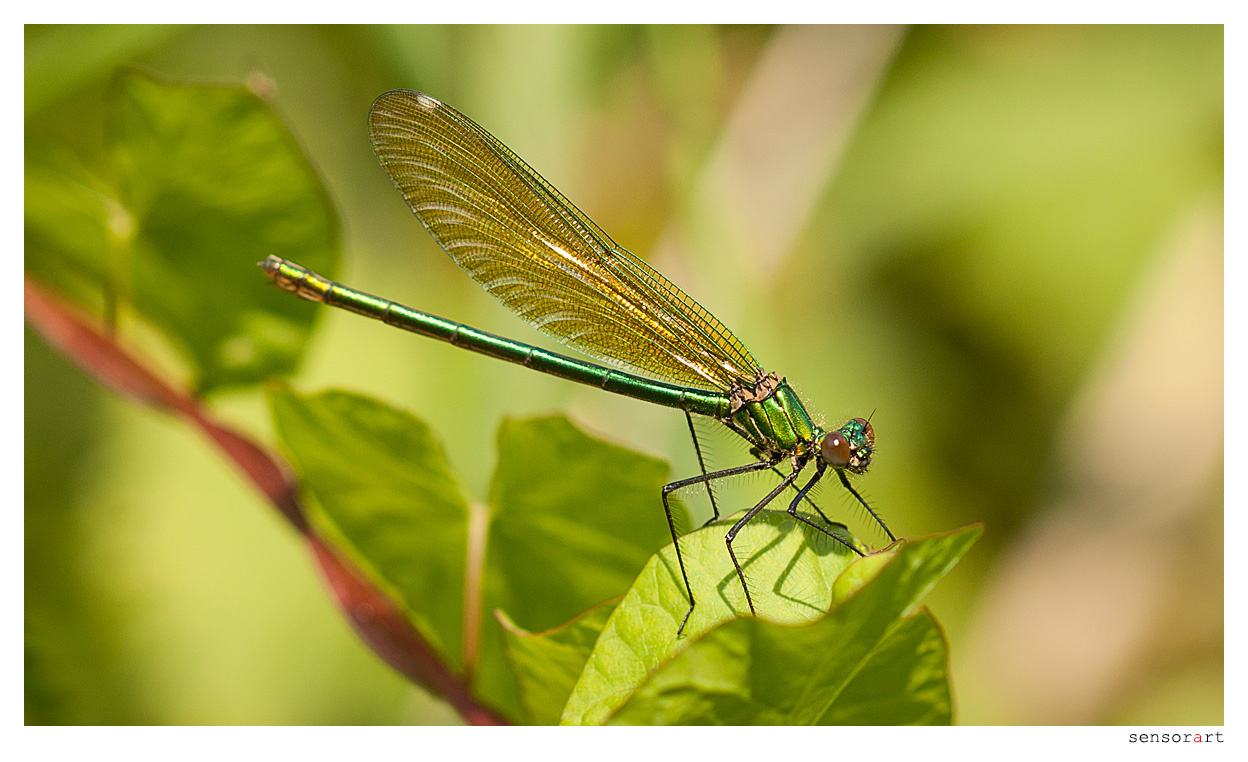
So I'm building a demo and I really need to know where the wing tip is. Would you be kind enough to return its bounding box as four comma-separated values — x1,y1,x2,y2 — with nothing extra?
372,89,442,113
368,90,445,148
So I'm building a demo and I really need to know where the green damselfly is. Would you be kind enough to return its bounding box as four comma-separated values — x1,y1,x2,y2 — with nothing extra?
263,90,896,634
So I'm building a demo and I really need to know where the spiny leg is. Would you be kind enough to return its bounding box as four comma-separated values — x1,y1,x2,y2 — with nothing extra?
769,465,837,525
684,410,723,527
837,470,896,543
786,462,864,556
662,456,782,636
724,465,805,617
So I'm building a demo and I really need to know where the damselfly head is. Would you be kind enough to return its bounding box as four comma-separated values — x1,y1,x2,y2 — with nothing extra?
820,417,874,474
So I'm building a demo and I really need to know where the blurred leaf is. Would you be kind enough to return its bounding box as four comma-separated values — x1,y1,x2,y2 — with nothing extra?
561,510,866,725
816,608,951,725
269,388,470,670
472,415,680,721
24,140,116,313
25,70,339,392
497,599,620,725
600,525,979,725
110,72,339,390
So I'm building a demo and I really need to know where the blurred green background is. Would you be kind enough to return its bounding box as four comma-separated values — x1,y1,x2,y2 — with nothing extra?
25,25,1223,724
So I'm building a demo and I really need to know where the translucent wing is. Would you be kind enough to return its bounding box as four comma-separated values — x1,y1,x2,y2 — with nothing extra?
368,90,761,392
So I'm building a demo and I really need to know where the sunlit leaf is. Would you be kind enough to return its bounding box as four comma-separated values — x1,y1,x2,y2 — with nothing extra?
598,526,980,725
561,511,866,725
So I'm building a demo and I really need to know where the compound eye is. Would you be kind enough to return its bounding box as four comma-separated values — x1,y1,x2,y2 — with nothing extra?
821,430,852,469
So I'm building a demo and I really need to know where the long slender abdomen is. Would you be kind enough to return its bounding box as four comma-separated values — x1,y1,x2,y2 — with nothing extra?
262,256,730,418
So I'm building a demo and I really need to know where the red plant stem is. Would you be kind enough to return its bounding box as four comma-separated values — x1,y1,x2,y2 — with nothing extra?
24,276,508,726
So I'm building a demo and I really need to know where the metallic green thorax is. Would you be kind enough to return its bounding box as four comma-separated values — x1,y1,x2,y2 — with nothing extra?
728,372,821,457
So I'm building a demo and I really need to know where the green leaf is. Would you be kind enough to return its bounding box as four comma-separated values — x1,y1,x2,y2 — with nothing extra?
111,72,339,391
472,415,681,721
483,416,678,630
560,510,865,725
497,599,620,725
599,525,981,725
25,70,339,392
831,548,896,605
815,608,951,725
268,387,470,670
24,140,117,313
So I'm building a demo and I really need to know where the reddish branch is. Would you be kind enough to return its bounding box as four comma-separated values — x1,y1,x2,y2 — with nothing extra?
24,276,507,726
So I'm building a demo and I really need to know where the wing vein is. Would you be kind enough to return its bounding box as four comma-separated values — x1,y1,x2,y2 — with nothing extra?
368,90,762,391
